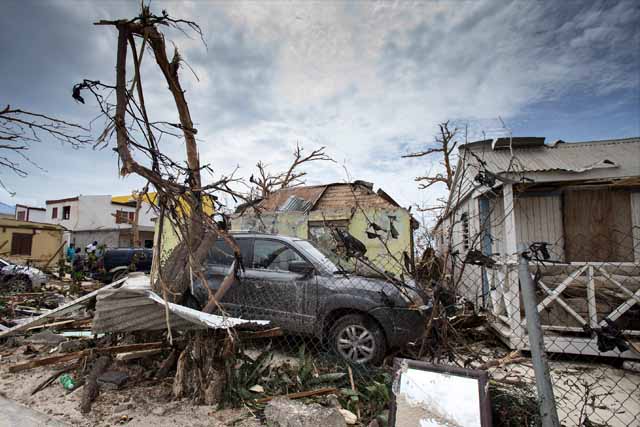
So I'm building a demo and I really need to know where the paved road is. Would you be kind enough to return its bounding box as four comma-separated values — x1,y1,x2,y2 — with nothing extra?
0,396,68,427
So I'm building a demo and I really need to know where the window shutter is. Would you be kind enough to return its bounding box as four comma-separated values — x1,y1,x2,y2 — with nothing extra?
11,233,33,256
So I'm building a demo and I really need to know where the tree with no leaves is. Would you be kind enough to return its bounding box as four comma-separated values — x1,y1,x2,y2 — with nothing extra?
0,105,90,194
249,143,333,198
73,6,250,403
402,121,460,215
403,121,459,191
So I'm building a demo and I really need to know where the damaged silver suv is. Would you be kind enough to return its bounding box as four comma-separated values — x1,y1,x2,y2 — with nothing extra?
190,233,430,364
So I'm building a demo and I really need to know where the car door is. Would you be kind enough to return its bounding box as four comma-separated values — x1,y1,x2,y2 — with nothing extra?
243,238,317,333
197,237,253,318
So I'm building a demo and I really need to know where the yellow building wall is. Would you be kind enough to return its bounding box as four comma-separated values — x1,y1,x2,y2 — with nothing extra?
233,207,414,275
346,208,413,274
0,224,64,267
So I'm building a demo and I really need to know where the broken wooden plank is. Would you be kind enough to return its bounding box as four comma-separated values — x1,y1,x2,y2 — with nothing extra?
0,277,126,339
115,348,162,361
8,341,165,373
240,327,283,339
255,387,338,404
31,364,78,396
27,319,76,331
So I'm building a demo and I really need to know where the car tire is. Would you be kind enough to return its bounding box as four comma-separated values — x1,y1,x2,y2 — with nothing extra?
8,275,32,293
111,270,128,283
329,314,387,365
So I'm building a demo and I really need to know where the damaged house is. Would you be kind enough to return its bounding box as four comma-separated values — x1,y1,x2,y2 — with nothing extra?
434,136,640,358
232,181,419,274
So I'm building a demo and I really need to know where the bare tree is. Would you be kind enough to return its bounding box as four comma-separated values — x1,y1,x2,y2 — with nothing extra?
0,105,90,194
74,6,249,403
403,121,459,191
249,143,333,198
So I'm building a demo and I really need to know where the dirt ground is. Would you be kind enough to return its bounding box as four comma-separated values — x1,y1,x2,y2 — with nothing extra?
468,342,640,427
0,343,263,427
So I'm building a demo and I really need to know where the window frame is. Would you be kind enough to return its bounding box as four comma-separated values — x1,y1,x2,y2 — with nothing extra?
208,237,254,268
251,238,312,273
62,206,71,220
51,207,58,219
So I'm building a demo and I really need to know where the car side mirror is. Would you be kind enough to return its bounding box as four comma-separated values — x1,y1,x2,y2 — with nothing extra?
288,261,314,276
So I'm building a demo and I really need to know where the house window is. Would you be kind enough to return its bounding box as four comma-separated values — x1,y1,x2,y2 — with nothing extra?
563,189,633,262
461,212,470,250
129,212,135,223
51,207,58,219
62,206,71,220
115,210,130,224
11,233,33,256
17,211,26,221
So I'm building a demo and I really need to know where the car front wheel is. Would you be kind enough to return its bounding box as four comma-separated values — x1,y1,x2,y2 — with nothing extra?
7,275,32,293
329,314,386,365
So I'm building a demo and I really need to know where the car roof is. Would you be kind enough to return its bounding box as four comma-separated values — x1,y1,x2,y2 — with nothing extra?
230,232,302,244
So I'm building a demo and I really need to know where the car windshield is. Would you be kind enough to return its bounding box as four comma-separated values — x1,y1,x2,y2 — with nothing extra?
295,240,340,273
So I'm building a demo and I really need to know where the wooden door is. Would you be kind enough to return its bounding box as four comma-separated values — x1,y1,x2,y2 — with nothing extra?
11,233,33,256
563,190,633,262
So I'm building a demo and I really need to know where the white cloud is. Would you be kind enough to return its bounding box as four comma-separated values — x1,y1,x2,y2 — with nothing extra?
1,0,638,215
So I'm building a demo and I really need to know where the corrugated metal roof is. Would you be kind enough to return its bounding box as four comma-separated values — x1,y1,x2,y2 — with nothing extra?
464,137,640,175
258,185,327,212
93,274,268,333
278,195,314,212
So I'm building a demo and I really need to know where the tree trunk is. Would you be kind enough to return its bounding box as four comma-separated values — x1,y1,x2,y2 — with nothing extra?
172,331,226,404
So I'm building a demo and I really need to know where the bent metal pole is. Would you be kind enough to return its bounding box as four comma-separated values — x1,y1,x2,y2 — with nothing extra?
518,254,561,427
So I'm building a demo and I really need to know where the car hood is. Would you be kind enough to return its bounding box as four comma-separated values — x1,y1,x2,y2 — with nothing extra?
1,264,47,278
324,273,427,305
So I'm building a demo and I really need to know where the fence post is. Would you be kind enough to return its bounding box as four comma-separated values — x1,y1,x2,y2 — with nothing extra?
518,254,561,427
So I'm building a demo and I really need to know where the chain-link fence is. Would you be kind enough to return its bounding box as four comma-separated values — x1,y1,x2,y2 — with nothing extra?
427,184,640,426
210,188,639,425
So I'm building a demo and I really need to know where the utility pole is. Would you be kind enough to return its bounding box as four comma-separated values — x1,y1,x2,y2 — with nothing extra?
518,252,561,427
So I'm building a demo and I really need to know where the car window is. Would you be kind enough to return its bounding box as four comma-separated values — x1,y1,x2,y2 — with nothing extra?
208,238,252,266
252,239,304,271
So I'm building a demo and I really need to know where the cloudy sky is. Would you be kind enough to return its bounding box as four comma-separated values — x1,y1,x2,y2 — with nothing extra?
1,0,638,217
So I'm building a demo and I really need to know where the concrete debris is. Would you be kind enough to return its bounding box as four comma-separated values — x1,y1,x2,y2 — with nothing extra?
58,340,88,353
151,406,167,416
25,330,65,346
622,361,640,373
97,371,129,390
339,408,357,425
264,397,346,427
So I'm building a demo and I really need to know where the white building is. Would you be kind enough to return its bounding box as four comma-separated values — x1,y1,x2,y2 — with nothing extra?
434,136,640,359
15,204,47,222
45,194,157,250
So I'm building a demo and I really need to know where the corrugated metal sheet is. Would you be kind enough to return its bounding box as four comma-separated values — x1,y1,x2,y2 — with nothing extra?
465,138,640,175
258,185,327,211
278,195,313,212
93,274,268,333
